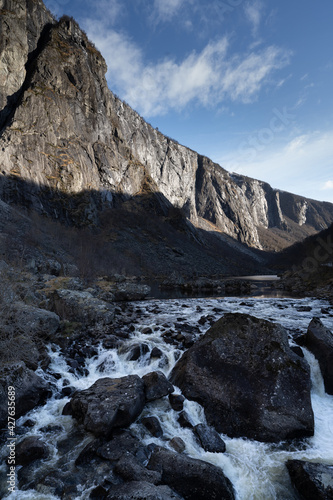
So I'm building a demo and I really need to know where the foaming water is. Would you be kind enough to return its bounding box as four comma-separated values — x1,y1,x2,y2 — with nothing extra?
1,296,333,499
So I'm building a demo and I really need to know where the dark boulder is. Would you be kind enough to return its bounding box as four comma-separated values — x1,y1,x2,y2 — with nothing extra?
97,430,142,462
114,453,161,484
194,424,226,453
141,416,163,438
304,317,333,394
147,447,235,500
142,371,174,402
106,481,181,499
169,437,186,453
0,362,50,428
68,376,145,436
286,460,333,499
169,393,185,411
177,411,193,429
170,313,314,442
16,436,49,465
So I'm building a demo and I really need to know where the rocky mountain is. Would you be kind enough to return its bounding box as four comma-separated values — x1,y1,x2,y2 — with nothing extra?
1,0,333,273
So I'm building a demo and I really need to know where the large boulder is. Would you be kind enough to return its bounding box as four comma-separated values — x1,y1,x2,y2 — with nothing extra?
9,303,60,340
16,436,49,465
50,289,115,325
0,362,50,428
286,460,333,499
142,371,174,401
147,447,235,500
68,376,146,436
170,313,314,442
304,317,333,394
107,481,181,499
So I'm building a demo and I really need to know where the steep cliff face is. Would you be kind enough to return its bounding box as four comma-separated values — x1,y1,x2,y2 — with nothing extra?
1,0,333,250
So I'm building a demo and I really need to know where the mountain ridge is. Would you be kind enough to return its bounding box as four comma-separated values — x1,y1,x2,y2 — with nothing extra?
1,0,333,257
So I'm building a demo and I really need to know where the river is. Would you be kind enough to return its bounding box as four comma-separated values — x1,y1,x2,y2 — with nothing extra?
1,291,333,499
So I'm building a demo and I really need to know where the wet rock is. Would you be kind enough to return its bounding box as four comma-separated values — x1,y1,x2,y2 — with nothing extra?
90,485,109,499
170,313,314,442
16,436,49,465
114,452,161,484
102,336,121,349
194,424,226,453
106,481,181,499
68,376,146,436
147,447,235,500
97,430,142,462
141,416,163,438
142,327,153,334
169,394,185,412
286,460,333,500
61,386,76,396
169,437,186,453
75,438,104,466
39,424,63,433
142,371,174,402
125,343,150,361
0,362,50,427
177,411,193,429
303,317,333,394
150,347,164,359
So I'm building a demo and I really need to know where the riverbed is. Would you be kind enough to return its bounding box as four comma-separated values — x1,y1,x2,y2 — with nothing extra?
1,293,333,499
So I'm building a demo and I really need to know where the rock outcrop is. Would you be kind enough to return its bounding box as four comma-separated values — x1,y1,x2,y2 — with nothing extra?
0,0,333,253
286,460,333,500
170,313,314,442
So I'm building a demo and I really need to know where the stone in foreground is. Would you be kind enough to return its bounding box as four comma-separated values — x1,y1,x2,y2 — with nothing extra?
68,376,145,436
170,313,314,442
147,447,235,500
286,460,333,500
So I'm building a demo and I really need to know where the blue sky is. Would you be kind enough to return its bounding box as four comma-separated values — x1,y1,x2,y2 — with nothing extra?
44,0,333,202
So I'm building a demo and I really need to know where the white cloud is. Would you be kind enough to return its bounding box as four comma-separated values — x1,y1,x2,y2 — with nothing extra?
323,180,333,190
244,0,263,36
152,0,187,20
220,130,333,202
285,134,310,153
83,19,290,117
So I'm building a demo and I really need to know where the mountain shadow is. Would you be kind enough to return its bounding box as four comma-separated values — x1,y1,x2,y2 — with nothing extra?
0,174,272,280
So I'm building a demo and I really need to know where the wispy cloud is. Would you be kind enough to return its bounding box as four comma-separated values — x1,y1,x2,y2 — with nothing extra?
84,18,290,117
244,0,264,36
152,0,189,22
219,130,333,201
323,180,333,190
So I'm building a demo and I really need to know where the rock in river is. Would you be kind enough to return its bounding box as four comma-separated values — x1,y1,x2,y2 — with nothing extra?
147,446,235,500
67,376,145,437
170,313,314,442
286,460,333,499
304,317,333,395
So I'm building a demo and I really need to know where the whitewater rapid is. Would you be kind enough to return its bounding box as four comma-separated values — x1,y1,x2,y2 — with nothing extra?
1,295,333,499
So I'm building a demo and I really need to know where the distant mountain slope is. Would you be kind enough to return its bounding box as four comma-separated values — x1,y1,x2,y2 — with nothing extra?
271,223,333,301
0,0,333,255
